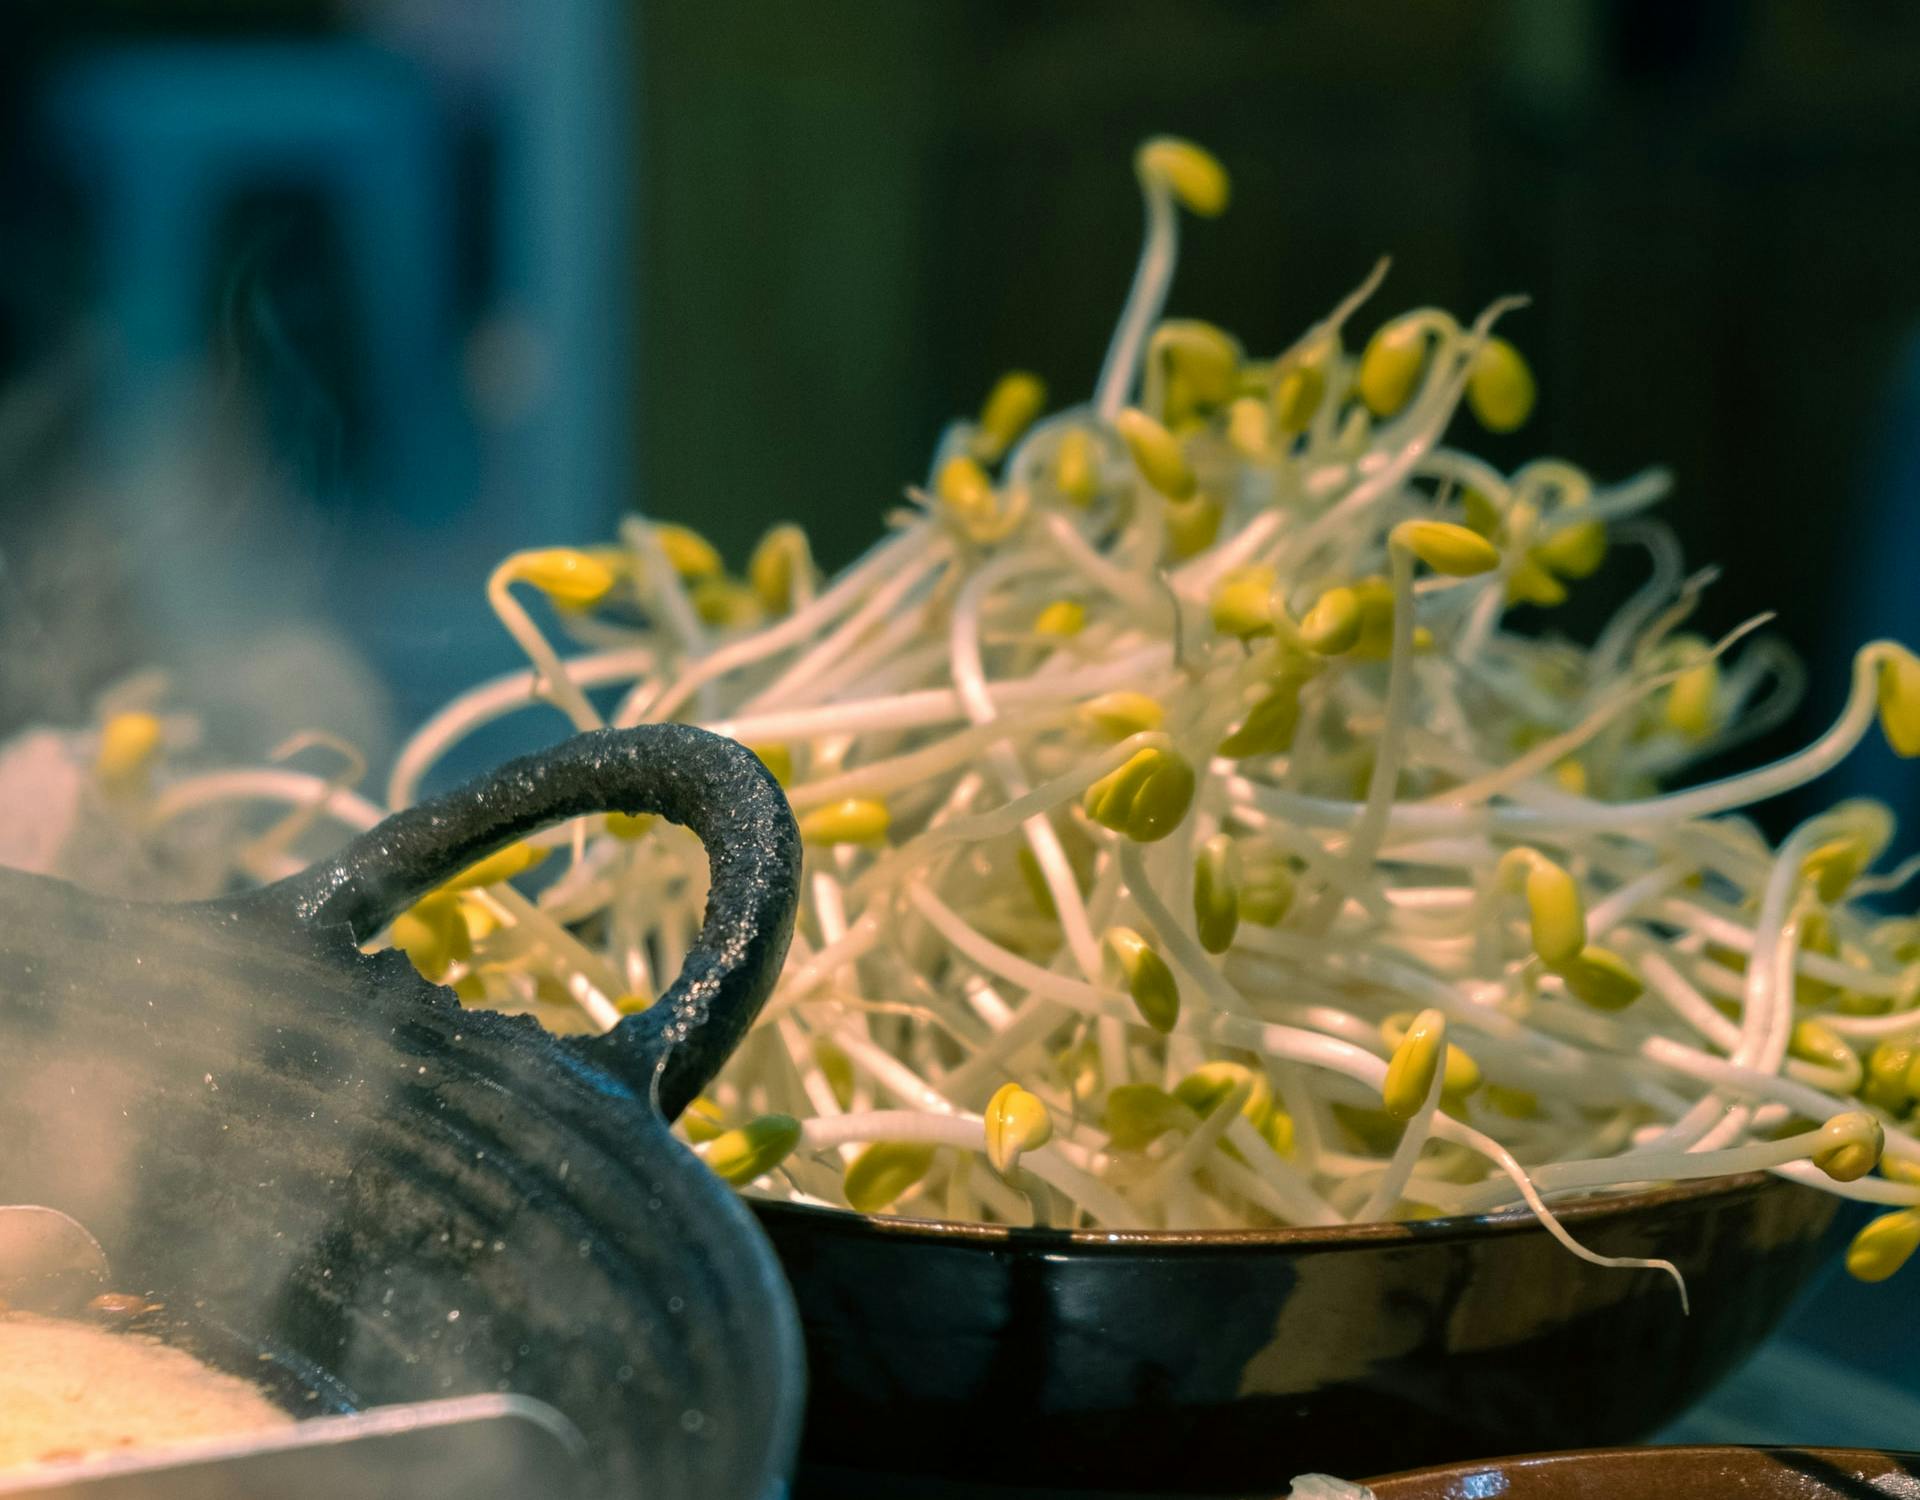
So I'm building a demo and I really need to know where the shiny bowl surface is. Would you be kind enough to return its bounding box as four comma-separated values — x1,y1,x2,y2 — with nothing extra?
760,1172,1837,1495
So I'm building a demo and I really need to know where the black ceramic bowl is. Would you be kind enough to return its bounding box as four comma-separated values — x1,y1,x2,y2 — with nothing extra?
758,1173,1838,1497
0,726,804,1500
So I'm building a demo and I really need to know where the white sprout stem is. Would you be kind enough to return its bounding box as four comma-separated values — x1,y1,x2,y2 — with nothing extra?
864,733,1173,901
618,524,936,728
951,554,1106,984
1429,1114,1688,1308
1825,1002,1920,1040
485,571,603,732
237,733,368,870
480,886,625,1025
1432,615,1773,811
1770,1161,1920,1207
739,537,952,714
1856,849,1920,898
1142,1081,1260,1212
388,647,659,807
122,153,1920,1268
619,515,710,661
1178,508,1286,595
1355,1022,1447,1222
1738,821,1841,1075
784,710,1063,811
796,1110,1144,1228
1094,181,1176,421
1041,511,1168,617
1634,946,1743,1054
1210,1123,1345,1227
1657,897,1905,997
1329,543,1419,888
700,644,1170,746
1239,644,1884,839
1456,1121,1846,1207
1180,999,1685,1298
147,769,384,832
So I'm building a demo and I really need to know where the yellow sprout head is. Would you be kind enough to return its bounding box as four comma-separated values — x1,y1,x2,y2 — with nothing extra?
704,1114,802,1186
1078,691,1165,741
501,548,618,610
390,892,470,982
1135,136,1230,217
1217,680,1304,759
1034,598,1088,637
1393,520,1501,578
748,524,813,614
439,840,550,893
1052,428,1101,506
1553,946,1645,1011
1103,926,1181,1033
975,371,1047,462
1115,408,1196,500
1811,1111,1883,1183
95,712,163,792
1151,320,1241,421
1299,586,1362,655
1192,834,1242,955
1501,849,1586,967
1239,845,1296,927
1271,354,1326,435
1466,337,1536,432
1104,1085,1199,1151
936,455,997,530
845,1142,937,1214
1210,566,1277,640
1082,748,1195,841
984,1083,1053,1177
1875,644,1920,756
654,524,723,580
1847,1209,1920,1282
1382,1008,1448,1120
798,798,891,846
1357,318,1430,418
1174,1062,1273,1129
1380,1012,1481,1100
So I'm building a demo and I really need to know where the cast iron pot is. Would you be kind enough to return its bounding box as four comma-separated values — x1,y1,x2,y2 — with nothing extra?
759,1172,1838,1497
0,725,803,1500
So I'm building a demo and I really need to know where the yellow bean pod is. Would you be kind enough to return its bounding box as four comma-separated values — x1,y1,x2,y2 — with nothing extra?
1135,136,1230,217
844,1142,938,1213
984,1082,1053,1177
705,1114,802,1186
1103,926,1181,1033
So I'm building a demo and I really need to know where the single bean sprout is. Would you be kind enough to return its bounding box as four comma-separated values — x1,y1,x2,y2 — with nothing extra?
85,137,1920,1298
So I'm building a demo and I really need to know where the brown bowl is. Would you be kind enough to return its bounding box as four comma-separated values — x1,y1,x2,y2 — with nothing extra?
1367,1445,1920,1499
756,1173,1839,1497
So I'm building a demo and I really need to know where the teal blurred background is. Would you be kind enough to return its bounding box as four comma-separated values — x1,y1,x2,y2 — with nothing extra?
0,0,1917,1448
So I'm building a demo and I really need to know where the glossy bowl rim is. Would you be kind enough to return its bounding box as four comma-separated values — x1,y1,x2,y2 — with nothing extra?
1363,1443,1920,1494
749,1170,1794,1254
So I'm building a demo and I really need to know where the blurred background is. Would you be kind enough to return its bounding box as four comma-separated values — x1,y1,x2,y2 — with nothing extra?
0,0,1917,1447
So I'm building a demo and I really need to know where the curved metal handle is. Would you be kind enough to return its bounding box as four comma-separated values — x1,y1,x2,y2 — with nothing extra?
247,725,800,1121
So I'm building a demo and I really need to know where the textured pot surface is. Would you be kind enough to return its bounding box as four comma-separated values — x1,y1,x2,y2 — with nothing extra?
0,726,804,1500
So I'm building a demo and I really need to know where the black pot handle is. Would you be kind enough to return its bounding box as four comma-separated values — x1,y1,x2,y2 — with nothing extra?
243,725,800,1121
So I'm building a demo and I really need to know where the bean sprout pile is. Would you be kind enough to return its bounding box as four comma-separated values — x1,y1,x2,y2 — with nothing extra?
73,138,1920,1293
